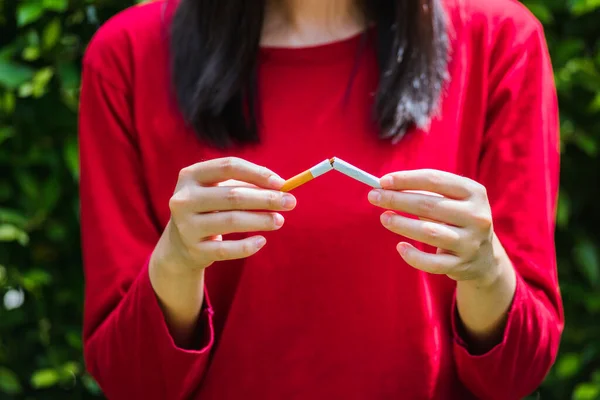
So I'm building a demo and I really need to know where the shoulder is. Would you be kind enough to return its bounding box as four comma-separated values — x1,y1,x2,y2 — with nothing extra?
443,0,545,47
83,0,170,90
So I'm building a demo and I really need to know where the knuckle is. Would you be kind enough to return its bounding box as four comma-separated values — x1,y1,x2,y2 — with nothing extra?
258,166,273,179
178,166,194,182
169,187,191,212
267,191,279,209
447,231,463,251
459,238,479,258
225,212,240,227
475,182,488,197
214,245,229,261
241,240,255,255
226,188,243,207
473,187,487,201
417,197,437,218
220,157,240,174
381,191,395,208
426,170,444,187
472,212,493,230
423,222,440,239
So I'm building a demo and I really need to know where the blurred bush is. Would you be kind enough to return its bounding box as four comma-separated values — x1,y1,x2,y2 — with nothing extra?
0,0,598,398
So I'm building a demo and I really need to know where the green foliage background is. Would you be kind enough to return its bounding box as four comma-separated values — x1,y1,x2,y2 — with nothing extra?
0,0,599,398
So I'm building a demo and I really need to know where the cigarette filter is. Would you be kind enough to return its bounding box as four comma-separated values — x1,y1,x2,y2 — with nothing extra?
331,157,382,188
281,159,334,192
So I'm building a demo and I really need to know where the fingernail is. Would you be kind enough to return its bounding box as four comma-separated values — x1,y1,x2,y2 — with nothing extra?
281,194,296,209
381,213,392,225
268,175,285,188
368,190,382,203
273,213,285,228
381,176,393,188
255,237,267,249
397,242,409,256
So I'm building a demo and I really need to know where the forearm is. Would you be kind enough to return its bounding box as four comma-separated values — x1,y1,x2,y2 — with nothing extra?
149,239,206,350
455,233,517,353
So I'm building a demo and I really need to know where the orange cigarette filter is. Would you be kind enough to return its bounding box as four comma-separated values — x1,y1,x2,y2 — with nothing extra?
281,159,334,192
281,170,314,192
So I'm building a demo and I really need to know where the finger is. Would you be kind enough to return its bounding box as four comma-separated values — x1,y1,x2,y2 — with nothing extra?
199,235,267,263
193,186,297,213
194,211,285,238
368,189,467,226
380,169,480,199
397,242,460,275
218,180,257,188
180,157,285,189
380,212,464,253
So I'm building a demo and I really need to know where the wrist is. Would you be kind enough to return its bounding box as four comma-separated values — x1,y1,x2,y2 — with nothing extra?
151,222,210,278
464,233,515,290
150,247,206,282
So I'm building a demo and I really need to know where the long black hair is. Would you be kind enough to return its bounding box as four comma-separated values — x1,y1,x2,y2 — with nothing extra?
170,0,449,148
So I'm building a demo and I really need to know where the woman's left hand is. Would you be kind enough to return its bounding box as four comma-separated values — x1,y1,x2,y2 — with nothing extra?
368,169,502,286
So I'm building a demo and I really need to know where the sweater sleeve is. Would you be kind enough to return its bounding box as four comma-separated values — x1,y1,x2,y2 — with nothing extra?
451,16,564,400
79,63,214,399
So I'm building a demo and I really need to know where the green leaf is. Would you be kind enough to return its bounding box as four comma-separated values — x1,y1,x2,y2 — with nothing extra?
61,361,80,376
22,46,40,61
573,382,600,400
43,0,68,12
17,2,45,26
0,265,6,286
22,269,53,291
15,170,38,199
570,0,600,15
0,127,15,146
574,133,598,157
0,367,22,395
589,92,600,112
574,238,600,287
65,331,83,350
43,18,62,49
0,208,27,226
30,369,60,389
0,61,35,89
32,67,54,98
0,224,30,246
2,91,16,114
82,374,101,395
18,82,33,98
592,369,600,384
63,136,79,180
556,191,570,228
556,353,581,378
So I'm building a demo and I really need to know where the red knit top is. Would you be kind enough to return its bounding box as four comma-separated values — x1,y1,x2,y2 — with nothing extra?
79,0,563,398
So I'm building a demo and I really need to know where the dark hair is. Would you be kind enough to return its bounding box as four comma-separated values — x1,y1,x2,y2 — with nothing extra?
170,0,449,148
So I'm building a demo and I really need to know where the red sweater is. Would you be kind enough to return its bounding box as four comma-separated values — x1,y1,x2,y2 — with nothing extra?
79,0,563,398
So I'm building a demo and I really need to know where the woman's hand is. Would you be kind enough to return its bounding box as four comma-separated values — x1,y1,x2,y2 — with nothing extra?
367,169,517,350
149,157,296,348
153,157,297,275
367,169,502,286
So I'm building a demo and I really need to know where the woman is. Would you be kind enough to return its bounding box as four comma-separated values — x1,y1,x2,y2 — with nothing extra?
79,0,563,398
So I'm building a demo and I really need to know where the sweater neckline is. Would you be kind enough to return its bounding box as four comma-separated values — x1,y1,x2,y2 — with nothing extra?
259,29,372,64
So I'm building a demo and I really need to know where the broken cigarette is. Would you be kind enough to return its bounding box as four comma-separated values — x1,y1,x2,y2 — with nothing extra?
330,157,382,189
281,159,334,192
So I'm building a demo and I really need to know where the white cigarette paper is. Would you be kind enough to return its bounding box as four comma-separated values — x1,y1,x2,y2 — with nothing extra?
331,157,382,188
309,159,334,178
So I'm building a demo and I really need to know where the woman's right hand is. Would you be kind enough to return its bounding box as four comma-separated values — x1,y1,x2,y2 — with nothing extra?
148,157,295,348
152,157,296,275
